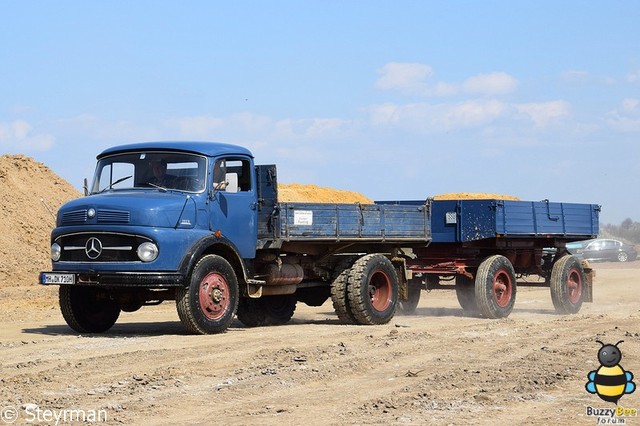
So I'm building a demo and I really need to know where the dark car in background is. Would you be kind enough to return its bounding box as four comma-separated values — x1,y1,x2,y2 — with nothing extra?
568,238,638,262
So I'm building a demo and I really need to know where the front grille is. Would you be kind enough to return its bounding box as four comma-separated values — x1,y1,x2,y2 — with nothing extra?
97,209,130,223
60,208,130,225
61,209,88,225
57,232,151,262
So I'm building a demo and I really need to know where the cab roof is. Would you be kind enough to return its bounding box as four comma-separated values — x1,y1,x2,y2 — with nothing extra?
97,141,254,159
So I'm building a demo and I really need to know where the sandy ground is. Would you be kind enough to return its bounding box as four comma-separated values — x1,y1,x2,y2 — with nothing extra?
1,261,639,426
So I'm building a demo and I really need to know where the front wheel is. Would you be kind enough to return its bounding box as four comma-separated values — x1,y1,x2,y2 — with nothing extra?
176,255,239,334
347,254,398,325
59,286,120,333
617,251,629,262
475,255,516,319
550,255,585,314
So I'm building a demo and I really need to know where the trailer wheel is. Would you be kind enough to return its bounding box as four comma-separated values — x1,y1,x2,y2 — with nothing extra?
347,254,398,325
330,258,358,324
455,275,478,314
475,255,516,319
176,255,239,334
550,255,585,314
397,279,421,314
59,286,120,333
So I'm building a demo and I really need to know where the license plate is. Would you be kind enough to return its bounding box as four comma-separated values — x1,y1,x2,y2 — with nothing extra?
41,273,75,285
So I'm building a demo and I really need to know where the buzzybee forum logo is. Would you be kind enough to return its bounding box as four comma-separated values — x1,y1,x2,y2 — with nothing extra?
585,340,637,422
586,340,636,403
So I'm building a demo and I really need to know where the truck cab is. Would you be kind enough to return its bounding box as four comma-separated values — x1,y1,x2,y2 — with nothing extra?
42,141,261,334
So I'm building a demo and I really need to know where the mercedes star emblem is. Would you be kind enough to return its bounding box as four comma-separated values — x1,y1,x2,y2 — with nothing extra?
85,237,103,259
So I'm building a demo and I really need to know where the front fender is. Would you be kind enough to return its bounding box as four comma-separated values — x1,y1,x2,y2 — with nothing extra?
179,234,250,286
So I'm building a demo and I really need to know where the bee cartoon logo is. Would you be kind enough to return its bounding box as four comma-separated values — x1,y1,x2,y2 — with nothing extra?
585,340,636,404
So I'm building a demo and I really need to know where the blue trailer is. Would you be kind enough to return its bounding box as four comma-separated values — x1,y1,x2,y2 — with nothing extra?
40,142,599,334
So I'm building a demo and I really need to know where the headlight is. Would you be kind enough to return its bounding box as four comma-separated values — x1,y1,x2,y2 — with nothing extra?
51,243,61,261
137,242,159,262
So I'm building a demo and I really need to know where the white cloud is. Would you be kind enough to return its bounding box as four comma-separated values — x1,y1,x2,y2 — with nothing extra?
0,120,55,152
621,98,639,112
461,72,518,96
627,69,640,83
369,99,508,132
515,101,571,127
375,62,433,94
278,118,351,138
375,62,517,97
562,70,590,83
606,98,640,132
166,113,354,145
168,115,226,138
370,99,573,133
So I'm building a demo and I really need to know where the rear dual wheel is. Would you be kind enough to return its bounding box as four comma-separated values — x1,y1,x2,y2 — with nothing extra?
330,257,358,324
347,254,398,325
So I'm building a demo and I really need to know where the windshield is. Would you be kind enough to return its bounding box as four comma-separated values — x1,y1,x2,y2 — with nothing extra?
91,151,207,194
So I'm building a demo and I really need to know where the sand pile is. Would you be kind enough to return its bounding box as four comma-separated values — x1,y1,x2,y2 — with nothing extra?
278,183,373,204
0,155,80,286
433,192,520,201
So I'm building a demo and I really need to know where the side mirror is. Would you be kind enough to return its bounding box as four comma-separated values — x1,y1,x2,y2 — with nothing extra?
225,173,239,193
83,178,89,196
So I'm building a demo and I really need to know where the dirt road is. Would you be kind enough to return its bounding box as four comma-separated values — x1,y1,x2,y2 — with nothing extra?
1,262,639,425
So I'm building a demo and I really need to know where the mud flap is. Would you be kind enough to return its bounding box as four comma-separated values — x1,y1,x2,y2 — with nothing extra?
581,260,594,303
392,257,410,301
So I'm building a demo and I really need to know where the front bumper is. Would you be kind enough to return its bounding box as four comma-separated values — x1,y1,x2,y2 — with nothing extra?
40,271,185,287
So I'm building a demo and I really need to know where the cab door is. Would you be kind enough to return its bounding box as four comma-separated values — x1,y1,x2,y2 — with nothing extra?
208,157,258,259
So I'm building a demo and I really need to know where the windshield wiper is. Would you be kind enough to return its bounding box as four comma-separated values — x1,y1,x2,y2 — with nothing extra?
146,182,168,192
98,175,132,193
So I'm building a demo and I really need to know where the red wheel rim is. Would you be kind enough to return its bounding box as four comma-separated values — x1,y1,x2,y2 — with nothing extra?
198,272,230,320
492,269,513,308
369,270,392,311
566,267,582,304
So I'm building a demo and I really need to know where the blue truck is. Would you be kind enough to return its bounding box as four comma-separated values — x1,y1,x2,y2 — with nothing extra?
40,141,600,334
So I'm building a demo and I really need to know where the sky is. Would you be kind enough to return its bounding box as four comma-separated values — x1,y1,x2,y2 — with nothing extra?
1,1,638,225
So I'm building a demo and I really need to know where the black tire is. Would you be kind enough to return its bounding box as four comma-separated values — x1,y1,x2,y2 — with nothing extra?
550,255,585,314
59,286,120,333
347,254,398,325
262,294,297,325
455,275,478,313
330,258,358,324
617,251,629,262
475,255,516,319
237,297,267,327
237,294,297,327
397,279,421,314
296,287,330,307
176,255,239,334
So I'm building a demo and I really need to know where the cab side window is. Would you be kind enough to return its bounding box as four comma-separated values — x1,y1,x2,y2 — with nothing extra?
213,158,252,193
